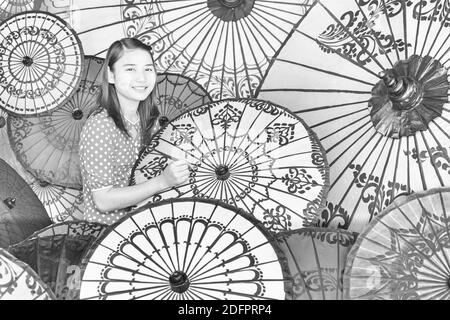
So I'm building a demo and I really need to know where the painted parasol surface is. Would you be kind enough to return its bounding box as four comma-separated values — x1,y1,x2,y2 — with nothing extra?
8,220,107,300
7,56,104,189
344,187,450,300
0,0,74,21
50,0,313,100
130,98,329,234
79,198,290,300
0,247,55,299
154,72,212,129
0,158,51,248
257,0,450,233
0,11,83,116
277,227,358,300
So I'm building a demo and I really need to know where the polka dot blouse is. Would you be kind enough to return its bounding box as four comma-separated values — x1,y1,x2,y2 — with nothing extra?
79,109,143,225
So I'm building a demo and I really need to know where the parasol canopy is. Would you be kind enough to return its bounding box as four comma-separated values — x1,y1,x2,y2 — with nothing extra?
0,247,55,300
257,0,450,233
7,56,104,189
155,73,212,129
344,187,450,300
277,227,358,300
8,220,107,300
79,198,290,300
130,98,329,234
0,158,51,248
0,11,83,116
51,0,313,100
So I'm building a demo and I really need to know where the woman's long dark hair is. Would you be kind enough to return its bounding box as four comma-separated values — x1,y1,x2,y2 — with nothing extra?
92,38,159,145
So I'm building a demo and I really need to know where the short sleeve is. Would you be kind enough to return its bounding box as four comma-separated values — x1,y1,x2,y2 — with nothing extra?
79,114,115,190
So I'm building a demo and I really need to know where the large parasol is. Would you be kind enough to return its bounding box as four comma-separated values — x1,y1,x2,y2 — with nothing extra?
130,98,329,234
50,0,313,100
344,187,450,300
79,198,290,300
0,158,51,248
257,0,450,233
155,72,212,129
7,56,104,189
277,227,358,300
0,248,55,300
8,220,107,300
0,11,83,116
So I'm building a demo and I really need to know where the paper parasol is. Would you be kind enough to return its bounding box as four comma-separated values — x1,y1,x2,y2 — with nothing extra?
277,227,358,300
8,220,107,300
0,158,51,248
7,56,104,189
51,0,313,100
79,198,290,300
344,187,450,300
257,0,450,233
0,11,83,116
155,73,212,129
130,98,329,234
0,247,55,300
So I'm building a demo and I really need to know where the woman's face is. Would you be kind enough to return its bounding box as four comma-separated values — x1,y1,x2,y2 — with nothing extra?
108,48,156,108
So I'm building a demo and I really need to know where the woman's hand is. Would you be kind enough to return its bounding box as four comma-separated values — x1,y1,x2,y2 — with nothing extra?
160,159,190,188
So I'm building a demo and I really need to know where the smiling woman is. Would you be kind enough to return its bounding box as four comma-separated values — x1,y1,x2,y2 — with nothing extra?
78,38,190,225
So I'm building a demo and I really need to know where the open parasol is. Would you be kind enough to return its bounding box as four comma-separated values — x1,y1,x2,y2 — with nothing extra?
51,0,313,100
130,98,329,234
29,177,84,223
79,198,290,300
155,73,212,129
7,56,104,189
277,227,358,300
344,187,450,300
8,220,107,300
0,11,83,116
257,0,450,233
0,248,55,300
0,158,51,248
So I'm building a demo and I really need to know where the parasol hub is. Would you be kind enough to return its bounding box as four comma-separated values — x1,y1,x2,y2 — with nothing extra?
3,197,16,209
208,0,254,21
379,71,423,111
38,180,50,187
159,116,169,127
72,109,84,120
22,56,34,67
215,165,230,181
218,0,245,7
169,271,190,293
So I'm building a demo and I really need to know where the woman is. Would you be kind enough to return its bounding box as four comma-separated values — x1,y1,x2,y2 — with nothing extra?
79,38,189,225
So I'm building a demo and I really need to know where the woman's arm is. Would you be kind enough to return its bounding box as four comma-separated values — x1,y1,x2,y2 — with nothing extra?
92,160,190,212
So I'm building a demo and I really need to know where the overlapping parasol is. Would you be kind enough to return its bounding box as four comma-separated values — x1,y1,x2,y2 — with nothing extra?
277,227,358,300
7,56,104,188
155,73,212,129
344,187,450,300
51,0,313,100
8,220,107,300
79,198,290,300
0,248,55,300
0,158,51,248
130,98,329,234
257,0,450,233
0,11,83,116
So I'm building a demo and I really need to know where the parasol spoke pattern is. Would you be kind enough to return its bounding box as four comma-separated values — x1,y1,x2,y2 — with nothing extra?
131,98,329,234
8,221,107,300
0,158,51,248
0,248,55,300
257,0,450,233
344,187,450,300
155,72,212,129
0,11,83,116
79,198,289,300
7,56,104,189
277,227,358,300
51,0,313,100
